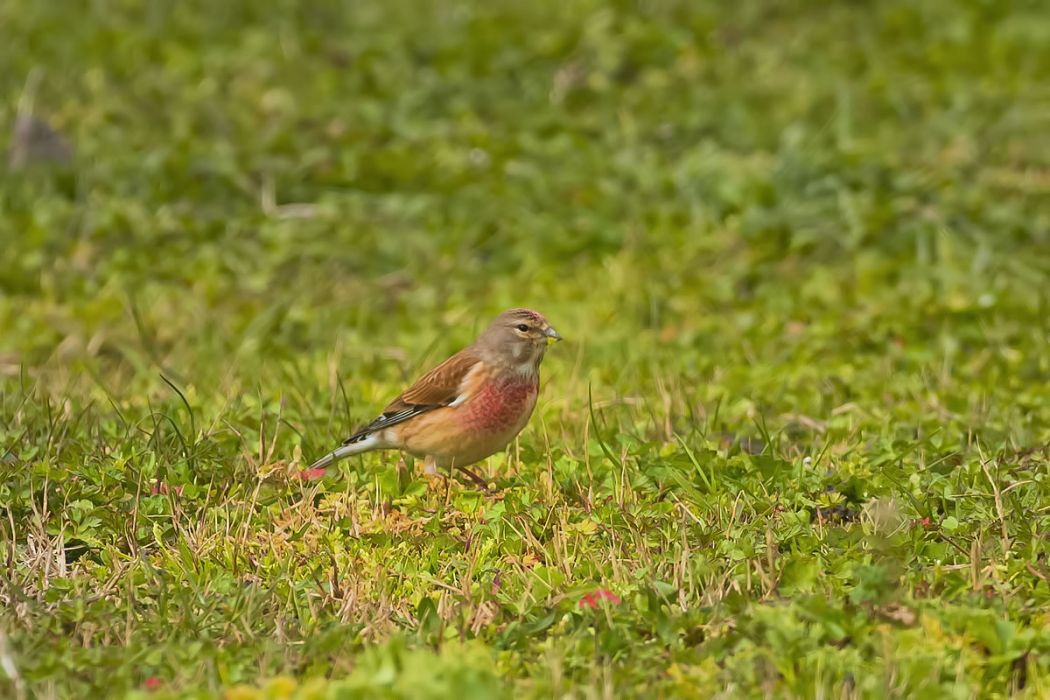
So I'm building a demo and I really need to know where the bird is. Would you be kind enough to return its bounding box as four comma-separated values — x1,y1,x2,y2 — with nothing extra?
307,308,562,486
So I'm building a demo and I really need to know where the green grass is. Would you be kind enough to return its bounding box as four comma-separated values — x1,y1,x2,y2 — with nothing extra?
2,0,1050,697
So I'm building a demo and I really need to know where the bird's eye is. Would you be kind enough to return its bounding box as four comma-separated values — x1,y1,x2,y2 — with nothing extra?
515,324,529,332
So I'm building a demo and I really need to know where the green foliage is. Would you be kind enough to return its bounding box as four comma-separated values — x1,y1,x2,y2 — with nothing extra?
1,0,1049,697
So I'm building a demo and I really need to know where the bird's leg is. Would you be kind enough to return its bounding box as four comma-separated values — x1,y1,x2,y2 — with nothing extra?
455,465,493,492
442,458,493,494
422,454,447,494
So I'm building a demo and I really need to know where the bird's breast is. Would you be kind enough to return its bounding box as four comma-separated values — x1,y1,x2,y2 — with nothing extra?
460,374,538,434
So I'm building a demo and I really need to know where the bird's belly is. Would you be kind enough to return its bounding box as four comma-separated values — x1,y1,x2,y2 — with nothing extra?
398,375,538,467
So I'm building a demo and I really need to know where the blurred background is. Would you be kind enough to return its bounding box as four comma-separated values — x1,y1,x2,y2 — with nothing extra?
2,0,1046,415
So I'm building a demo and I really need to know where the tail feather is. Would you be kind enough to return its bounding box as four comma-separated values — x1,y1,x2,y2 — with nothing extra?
307,434,382,471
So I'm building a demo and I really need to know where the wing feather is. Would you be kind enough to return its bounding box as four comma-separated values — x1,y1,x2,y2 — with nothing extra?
342,347,481,444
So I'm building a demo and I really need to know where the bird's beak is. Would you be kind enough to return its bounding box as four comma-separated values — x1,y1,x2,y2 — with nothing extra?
544,326,562,344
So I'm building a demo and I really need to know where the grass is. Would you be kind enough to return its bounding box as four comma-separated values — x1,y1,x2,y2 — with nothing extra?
1,0,1049,696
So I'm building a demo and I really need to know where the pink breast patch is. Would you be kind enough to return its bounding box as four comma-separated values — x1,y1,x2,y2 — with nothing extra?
463,376,537,433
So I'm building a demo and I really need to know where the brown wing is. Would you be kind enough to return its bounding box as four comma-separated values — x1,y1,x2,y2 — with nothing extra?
342,347,481,444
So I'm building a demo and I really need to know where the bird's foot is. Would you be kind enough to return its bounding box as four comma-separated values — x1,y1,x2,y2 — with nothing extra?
423,472,447,493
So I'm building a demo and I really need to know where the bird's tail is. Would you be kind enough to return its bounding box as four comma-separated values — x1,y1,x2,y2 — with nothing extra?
307,434,381,472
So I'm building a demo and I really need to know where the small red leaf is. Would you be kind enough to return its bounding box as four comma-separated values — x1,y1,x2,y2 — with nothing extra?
578,588,620,609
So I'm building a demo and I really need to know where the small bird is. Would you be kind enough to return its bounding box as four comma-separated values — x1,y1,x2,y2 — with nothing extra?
307,308,562,485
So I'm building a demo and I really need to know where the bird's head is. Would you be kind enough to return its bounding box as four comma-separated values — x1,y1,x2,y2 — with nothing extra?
478,308,561,371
